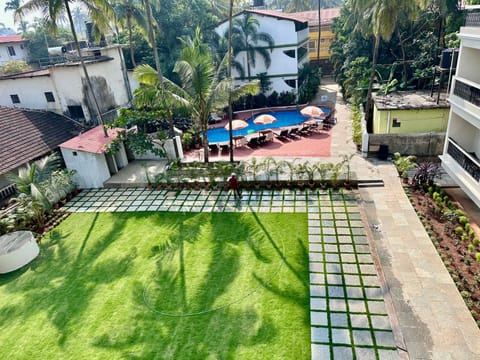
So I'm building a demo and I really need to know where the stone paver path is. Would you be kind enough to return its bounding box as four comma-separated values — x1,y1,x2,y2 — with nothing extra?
64,187,400,359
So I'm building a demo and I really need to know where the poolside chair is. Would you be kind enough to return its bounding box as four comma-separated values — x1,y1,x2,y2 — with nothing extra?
248,137,260,148
235,136,248,148
287,127,299,138
258,135,267,144
273,129,289,139
220,143,229,154
208,144,219,153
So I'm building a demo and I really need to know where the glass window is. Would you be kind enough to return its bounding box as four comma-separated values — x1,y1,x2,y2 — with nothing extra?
10,94,20,104
7,46,16,56
44,92,55,102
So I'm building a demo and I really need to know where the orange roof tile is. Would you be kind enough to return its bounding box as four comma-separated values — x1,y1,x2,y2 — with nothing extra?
59,126,124,154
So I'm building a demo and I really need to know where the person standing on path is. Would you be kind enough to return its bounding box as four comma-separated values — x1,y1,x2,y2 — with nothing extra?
227,173,242,200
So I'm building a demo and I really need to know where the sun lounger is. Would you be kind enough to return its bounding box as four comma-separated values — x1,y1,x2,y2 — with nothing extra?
273,129,289,139
208,144,219,153
208,113,223,124
287,127,299,138
248,137,260,148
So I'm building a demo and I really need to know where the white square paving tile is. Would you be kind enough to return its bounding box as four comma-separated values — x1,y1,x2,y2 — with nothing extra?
374,331,396,348
310,297,327,311
311,327,329,343
311,311,328,326
311,344,330,359
331,328,351,345
330,312,348,327
352,329,373,346
310,285,326,297
349,313,369,328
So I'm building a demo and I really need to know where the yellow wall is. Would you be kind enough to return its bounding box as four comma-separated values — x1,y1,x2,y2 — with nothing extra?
373,105,450,134
308,25,334,61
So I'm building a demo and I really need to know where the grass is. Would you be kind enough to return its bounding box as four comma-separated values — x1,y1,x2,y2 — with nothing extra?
0,212,310,359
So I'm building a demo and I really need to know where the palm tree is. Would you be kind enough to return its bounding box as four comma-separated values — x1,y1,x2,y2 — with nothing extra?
16,20,30,34
16,0,114,136
134,29,259,163
351,0,423,125
112,0,148,68
4,0,21,12
231,12,275,80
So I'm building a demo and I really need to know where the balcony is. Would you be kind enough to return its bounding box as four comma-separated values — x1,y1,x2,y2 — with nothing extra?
466,12,480,27
446,138,480,182
453,79,480,107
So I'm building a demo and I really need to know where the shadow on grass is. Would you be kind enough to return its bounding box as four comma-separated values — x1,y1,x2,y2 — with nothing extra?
0,212,135,345
92,212,308,359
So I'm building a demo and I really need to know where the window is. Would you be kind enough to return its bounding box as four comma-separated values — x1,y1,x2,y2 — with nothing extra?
67,105,85,119
283,49,296,58
393,118,401,128
284,79,296,88
7,46,16,56
72,151,78,156
10,94,20,104
309,41,316,49
44,92,55,102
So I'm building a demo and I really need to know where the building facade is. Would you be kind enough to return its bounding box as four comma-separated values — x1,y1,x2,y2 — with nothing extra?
0,45,133,124
215,9,309,95
291,8,340,68
440,12,480,208
0,35,29,66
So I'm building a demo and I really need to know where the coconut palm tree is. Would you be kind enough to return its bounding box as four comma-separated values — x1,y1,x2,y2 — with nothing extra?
231,12,275,80
112,0,148,68
16,0,114,136
351,0,423,125
4,0,21,13
134,28,259,163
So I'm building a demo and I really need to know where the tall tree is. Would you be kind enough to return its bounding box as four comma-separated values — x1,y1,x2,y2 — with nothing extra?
231,13,275,80
134,29,259,163
17,0,114,135
112,0,148,68
4,0,21,12
351,0,423,125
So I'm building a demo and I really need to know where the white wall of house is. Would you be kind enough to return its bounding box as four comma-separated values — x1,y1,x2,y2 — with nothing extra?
61,148,110,188
0,41,28,66
440,25,480,208
215,11,309,95
0,45,131,122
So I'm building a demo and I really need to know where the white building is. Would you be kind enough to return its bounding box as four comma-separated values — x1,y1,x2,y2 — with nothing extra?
0,35,29,66
0,45,133,123
215,9,309,95
440,10,480,207
59,126,129,189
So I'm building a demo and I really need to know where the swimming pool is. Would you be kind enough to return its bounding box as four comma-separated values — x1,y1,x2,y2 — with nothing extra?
207,108,331,144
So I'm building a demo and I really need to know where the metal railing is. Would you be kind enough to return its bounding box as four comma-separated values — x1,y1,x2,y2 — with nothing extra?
447,138,480,181
0,184,16,202
453,79,480,107
466,12,480,27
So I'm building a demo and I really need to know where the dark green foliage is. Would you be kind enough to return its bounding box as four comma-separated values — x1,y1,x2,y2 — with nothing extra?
298,63,321,103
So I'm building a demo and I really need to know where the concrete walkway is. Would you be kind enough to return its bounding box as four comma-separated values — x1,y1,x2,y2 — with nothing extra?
322,78,480,359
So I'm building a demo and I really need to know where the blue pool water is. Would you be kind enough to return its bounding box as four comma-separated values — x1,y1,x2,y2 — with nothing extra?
207,108,331,143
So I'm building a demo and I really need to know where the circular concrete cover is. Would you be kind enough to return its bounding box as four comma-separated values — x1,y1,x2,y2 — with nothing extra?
0,231,39,274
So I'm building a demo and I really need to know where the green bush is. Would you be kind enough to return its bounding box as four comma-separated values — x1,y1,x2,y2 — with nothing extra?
455,226,464,235
476,253,480,263
468,244,475,252
459,216,469,226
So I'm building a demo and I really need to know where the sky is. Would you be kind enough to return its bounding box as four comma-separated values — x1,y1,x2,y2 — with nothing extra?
0,0,17,30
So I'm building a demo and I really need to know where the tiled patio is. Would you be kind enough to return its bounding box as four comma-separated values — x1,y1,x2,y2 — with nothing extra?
63,187,400,359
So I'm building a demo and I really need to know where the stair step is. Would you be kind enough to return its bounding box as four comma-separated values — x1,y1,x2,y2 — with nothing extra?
357,180,384,188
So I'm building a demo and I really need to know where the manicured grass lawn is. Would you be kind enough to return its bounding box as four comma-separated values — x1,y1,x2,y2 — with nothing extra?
0,212,310,359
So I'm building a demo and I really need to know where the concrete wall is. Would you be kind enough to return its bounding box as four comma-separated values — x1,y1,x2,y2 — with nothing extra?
0,45,131,122
373,106,449,134
368,132,446,156
61,148,111,188
0,42,28,66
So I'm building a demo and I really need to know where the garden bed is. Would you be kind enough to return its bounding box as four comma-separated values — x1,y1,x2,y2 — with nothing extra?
405,184,480,327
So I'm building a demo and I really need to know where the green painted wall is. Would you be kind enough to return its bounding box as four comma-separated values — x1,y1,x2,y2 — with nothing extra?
373,105,449,134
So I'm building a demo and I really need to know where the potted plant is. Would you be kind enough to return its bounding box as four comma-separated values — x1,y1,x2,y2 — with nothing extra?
393,152,417,184
341,153,355,188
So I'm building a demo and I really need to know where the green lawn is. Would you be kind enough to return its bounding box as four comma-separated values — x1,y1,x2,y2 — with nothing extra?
0,212,310,359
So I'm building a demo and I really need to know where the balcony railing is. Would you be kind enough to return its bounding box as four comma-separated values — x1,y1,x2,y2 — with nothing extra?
447,138,480,181
466,12,480,27
453,79,480,107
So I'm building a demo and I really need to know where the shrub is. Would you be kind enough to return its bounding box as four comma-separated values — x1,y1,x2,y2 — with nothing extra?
411,162,441,187
455,226,464,235
459,216,469,226
473,238,480,247
468,244,475,252
476,253,480,263
465,223,471,232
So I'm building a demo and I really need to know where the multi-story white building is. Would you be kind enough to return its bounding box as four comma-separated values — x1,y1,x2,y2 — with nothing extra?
0,35,29,66
440,9,480,207
215,9,309,95
0,45,133,124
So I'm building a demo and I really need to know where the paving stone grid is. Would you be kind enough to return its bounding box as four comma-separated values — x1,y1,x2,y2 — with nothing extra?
64,188,399,360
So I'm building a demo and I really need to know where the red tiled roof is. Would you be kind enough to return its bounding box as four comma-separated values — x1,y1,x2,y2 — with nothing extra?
291,8,341,25
0,107,84,175
247,9,308,24
59,126,124,154
0,35,27,44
